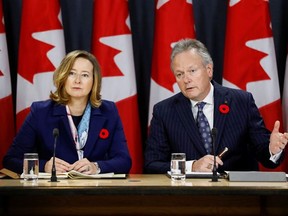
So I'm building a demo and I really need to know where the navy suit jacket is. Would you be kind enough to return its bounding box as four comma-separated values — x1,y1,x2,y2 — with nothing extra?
145,81,281,173
3,100,132,174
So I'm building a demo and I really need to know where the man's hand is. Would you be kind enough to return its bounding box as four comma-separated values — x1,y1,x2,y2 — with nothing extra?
269,120,288,155
192,155,223,172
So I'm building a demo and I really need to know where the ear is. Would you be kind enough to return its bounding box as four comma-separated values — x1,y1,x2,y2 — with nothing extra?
206,63,213,78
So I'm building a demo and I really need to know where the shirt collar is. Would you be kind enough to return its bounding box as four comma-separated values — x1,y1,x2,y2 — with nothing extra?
191,82,214,107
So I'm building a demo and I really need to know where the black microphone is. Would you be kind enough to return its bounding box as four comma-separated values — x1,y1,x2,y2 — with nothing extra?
50,128,59,182
211,128,218,182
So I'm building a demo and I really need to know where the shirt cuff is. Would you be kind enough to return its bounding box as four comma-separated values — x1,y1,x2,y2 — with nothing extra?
186,160,196,172
269,150,282,163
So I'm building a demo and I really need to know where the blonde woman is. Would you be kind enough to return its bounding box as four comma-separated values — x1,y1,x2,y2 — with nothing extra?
3,50,132,175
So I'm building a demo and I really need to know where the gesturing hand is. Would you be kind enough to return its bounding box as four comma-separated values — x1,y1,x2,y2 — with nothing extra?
269,120,288,155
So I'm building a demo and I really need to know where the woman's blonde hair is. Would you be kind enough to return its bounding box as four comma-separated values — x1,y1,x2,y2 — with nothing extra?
50,50,102,108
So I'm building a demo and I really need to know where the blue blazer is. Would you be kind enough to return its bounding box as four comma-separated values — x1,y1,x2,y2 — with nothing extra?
3,100,132,174
144,81,282,173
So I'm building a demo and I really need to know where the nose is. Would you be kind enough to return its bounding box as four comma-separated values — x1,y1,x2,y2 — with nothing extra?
74,74,81,83
183,73,191,83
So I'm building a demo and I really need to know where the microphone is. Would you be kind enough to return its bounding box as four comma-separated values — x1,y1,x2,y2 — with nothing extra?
50,128,59,182
211,128,218,182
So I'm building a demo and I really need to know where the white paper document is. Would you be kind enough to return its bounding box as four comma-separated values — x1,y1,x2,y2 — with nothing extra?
37,171,126,179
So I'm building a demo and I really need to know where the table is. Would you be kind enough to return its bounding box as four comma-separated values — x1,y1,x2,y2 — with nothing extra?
0,174,288,216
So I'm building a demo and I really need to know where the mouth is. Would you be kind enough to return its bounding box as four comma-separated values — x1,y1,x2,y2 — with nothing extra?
186,86,195,91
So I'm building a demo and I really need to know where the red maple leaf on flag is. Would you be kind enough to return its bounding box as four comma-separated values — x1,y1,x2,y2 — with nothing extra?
223,0,271,90
18,0,63,83
224,0,285,172
148,0,195,124
92,0,130,77
152,0,195,92
16,0,65,130
0,0,15,169
92,0,143,173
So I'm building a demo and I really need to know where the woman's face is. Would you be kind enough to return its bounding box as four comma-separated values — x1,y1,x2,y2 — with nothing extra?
65,57,94,101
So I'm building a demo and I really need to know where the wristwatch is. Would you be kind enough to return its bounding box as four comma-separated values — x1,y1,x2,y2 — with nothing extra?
94,162,101,174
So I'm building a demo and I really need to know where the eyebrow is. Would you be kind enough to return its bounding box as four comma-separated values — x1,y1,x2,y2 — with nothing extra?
175,66,195,72
70,69,91,74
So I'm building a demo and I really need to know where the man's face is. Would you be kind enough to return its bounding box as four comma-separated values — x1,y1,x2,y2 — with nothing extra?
172,50,213,101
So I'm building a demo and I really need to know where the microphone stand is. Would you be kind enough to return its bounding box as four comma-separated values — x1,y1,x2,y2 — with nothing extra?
50,128,59,182
211,128,218,182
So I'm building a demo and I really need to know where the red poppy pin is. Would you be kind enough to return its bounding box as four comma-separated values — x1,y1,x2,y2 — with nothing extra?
219,103,230,114
99,129,109,139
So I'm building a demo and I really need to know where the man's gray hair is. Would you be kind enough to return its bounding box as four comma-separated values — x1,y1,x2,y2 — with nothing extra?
170,38,213,71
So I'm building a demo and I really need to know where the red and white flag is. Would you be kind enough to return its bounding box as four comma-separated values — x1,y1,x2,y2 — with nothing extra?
148,0,196,124
223,0,286,171
283,46,288,132
92,0,143,173
16,0,65,130
0,0,15,168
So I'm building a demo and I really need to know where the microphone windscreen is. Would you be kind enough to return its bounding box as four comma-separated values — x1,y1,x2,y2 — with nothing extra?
53,128,59,137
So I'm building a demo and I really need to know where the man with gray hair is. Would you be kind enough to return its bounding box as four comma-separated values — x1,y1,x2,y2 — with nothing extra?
145,38,288,174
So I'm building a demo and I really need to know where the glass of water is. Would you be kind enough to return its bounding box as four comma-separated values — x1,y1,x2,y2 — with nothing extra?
170,153,186,181
23,153,39,181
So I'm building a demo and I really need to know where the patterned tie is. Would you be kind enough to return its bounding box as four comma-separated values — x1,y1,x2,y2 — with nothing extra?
196,102,212,154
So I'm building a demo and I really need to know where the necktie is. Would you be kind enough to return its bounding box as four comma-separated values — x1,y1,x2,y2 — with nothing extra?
196,102,212,154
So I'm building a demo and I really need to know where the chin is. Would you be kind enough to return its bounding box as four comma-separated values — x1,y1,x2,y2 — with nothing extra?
184,91,196,100
185,94,196,100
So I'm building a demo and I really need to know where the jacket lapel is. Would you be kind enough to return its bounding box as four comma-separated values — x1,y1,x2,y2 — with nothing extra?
53,104,75,145
174,93,207,154
83,108,106,158
213,81,231,153
52,104,106,158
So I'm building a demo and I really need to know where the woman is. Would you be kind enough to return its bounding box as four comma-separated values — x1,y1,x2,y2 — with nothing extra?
3,50,132,174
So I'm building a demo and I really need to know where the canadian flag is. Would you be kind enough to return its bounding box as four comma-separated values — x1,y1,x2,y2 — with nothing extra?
16,0,65,130
92,0,143,173
223,0,287,171
148,0,196,124
0,0,15,168
283,46,288,132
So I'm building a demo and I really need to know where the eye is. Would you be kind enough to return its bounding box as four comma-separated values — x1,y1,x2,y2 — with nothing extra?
84,73,92,78
69,71,76,76
189,69,196,73
175,72,183,79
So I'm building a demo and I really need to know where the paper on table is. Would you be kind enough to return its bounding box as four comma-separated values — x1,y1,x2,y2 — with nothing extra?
67,170,126,179
38,172,68,179
38,170,126,179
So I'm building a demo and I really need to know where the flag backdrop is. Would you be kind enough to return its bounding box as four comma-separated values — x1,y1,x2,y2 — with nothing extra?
92,0,143,173
223,0,287,172
148,0,196,124
16,0,65,130
0,0,14,169
2,0,288,173
284,44,288,132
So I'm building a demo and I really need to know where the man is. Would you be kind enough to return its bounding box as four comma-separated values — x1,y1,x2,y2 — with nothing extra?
144,38,288,173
